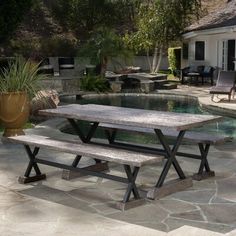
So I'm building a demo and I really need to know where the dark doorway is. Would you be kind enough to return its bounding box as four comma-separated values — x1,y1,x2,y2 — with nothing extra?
174,48,181,70
227,39,235,71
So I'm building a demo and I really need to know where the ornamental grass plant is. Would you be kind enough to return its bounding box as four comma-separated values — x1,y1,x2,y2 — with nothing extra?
0,57,46,136
0,57,45,99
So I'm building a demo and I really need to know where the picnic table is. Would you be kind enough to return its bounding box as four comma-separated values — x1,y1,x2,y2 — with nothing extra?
38,104,222,199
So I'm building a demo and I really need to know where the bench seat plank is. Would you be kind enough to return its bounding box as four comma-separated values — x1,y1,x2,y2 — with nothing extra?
99,123,232,145
6,135,163,167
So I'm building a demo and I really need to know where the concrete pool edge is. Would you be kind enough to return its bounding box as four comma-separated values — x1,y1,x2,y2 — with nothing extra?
71,91,236,118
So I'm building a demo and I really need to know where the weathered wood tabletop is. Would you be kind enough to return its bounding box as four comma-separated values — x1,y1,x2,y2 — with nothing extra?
39,104,223,131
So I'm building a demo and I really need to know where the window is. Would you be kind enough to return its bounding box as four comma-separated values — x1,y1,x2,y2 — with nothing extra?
182,43,188,59
195,41,205,60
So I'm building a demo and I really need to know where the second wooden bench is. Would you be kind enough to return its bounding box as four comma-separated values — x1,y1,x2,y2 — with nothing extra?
99,123,233,180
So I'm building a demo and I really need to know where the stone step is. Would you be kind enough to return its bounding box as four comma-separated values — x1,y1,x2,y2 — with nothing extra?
149,74,167,81
154,79,168,89
127,73,167,81
159,83,177,90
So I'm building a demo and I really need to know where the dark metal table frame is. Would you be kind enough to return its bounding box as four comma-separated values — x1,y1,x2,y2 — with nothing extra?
67,119,187,189
38,104,222,199
183,72,200,85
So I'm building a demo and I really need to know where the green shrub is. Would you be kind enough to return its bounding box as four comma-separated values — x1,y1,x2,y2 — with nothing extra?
80,75,110,92
168,48,177,74
168,47,181,75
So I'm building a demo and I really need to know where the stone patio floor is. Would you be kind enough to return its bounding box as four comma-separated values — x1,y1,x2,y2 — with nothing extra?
0,85,236,236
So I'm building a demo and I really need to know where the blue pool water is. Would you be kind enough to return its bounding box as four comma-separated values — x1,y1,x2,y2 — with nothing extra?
61,95,236,141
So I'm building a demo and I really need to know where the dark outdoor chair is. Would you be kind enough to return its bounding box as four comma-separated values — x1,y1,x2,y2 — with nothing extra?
58,57,74,69
181,65,214,85
197,65,215,85
210,70,236,102
38,58,54,75
181,65,200,85
181,66,190,82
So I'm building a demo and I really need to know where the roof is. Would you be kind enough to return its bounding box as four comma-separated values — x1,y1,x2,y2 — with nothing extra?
185,0,236,33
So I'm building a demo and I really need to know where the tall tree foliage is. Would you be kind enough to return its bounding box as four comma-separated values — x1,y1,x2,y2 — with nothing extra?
124,0,201,73
49,0,141,37
51,0,117,34
79,27,132,76
0,0,32,43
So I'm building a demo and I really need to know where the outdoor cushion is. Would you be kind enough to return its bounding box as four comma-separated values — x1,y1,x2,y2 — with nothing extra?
204,66,211,73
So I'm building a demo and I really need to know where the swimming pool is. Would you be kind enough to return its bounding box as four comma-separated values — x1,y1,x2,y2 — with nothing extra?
60,94,236,141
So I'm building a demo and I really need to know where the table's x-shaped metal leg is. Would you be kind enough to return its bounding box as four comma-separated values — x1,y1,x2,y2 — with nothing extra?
61,119,108,180
67,119,99,143
146,129,192,199
104,128,188,184
154,129,186,187
105,128,215,181
64,120,192,199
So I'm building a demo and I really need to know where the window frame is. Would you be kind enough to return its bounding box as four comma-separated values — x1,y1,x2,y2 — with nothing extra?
195,41,205,61
182,42,189,60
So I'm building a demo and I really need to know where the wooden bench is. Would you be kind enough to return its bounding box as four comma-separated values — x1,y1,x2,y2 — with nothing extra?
5,134,163,210
99,123,233,180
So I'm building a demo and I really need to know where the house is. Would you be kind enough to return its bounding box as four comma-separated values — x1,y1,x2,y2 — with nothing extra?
182,0,236,71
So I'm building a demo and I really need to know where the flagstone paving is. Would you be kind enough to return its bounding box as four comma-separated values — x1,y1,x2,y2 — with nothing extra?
0,86,236,236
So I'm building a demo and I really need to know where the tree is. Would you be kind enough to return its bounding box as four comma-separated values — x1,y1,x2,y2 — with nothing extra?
124,0,201,73
79,27,132,76
0,0,32,43
50,0,119,35
48,0,141,38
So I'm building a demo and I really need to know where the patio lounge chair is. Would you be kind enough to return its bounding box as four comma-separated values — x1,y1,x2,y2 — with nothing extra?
210,70,236,102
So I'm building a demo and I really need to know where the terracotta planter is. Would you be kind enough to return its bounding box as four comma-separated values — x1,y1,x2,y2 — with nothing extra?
0,92,29,137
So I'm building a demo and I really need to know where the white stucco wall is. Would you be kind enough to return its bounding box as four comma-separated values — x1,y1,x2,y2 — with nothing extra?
49,56,169,76
106,55,169,72
182,28,236,70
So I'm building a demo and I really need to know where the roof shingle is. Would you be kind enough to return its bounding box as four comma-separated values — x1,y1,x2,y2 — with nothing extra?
185,0,236,32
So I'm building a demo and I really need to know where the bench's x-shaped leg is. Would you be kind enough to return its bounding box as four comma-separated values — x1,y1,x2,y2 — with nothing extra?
198,143,210,174
193,143,215,180
123,165,140,203
18,145,46,184
18,144,144,210
154,129,186,188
